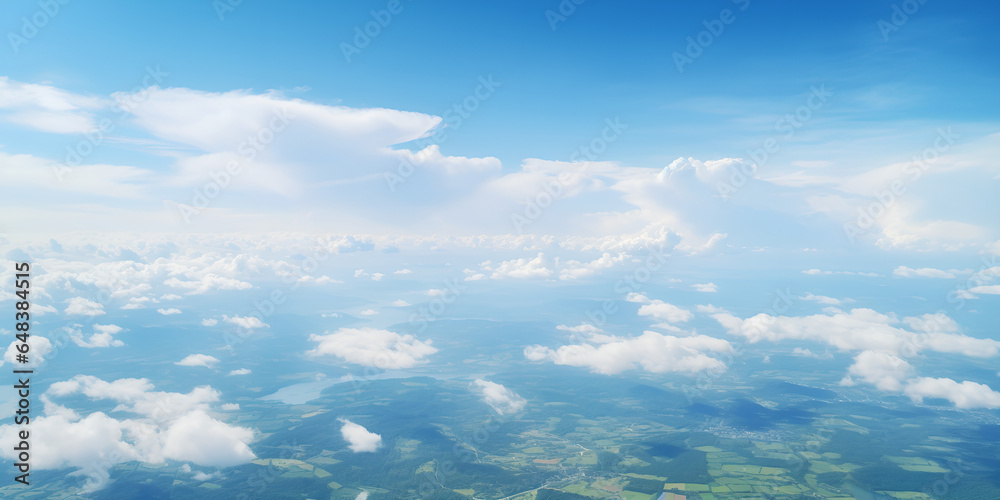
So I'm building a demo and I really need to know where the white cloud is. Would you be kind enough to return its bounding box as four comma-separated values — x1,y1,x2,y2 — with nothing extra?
223,315,269,329
201,318,218,326
307,328,437,369
692,282,718,293
626,293,693,324
122,297,151,310
391,299,411,307
339,419,381,452
3,335,53,368
33,304,58,315
556,323,616,344
221,403,240,411
70,324,125,348
558,252,627,280
176,354,220,368
0,77,104,133
696,304,726,314
0,375,254,492
904,377,1000,409
159,410,255,464
228,368,252,376
394,269,413,275
710,308,1000,358
800,293,847,305
164,275,253,295
157,308,182,315
192,470,220,481
471,379,527,415
525,331,732,375
359,309,378,316
893,266,967,279
710,307,1000,409
65,297,105,316
488,253,553,279
903,312,959,333
554,323,608,341
840,351,914,391
556,323,603,335
463,268,486,281
353,269,384,281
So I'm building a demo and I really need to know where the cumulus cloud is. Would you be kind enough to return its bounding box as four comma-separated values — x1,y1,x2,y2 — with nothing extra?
70,324,125,348
201,318,218,326
904,377,1000,409
391,299,411,307
692,282,718,293
223,315,268,329
471,379,527,415
176,354,220,368
186,468,220,481
65,297,105,316
800,293,847,305
339,419,381,452
359,309,378,316
840,351,914,391
3,335,53,368
627,293,693,324
122,297,152,310
228,368,251,376
558,252,627,280
463,268,486,281
709,308,1000,358
157,308,182,315
160,410,255,464
0,375,254,492
893,266,969,279
306,328,437,369
710,307,1000,409
487,253,553,279
354,269,384,281
525,331,732,375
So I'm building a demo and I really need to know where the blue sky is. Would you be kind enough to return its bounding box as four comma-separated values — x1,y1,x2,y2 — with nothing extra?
3,0,999,168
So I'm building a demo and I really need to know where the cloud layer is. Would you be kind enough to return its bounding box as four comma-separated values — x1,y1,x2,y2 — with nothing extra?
0,376,255,491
